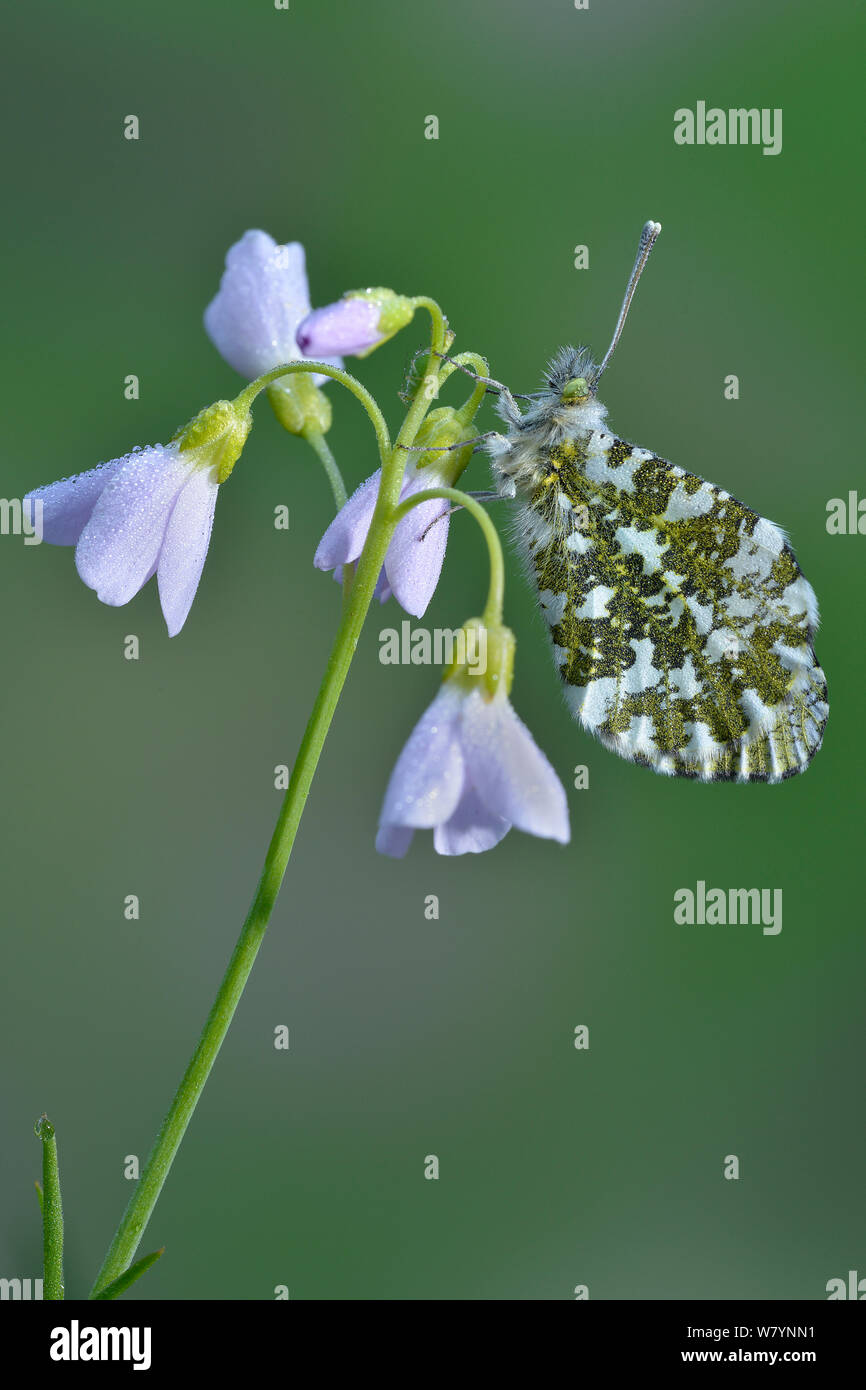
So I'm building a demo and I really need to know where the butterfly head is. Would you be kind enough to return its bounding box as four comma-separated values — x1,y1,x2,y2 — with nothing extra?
546,345,599,401
510,345,608,434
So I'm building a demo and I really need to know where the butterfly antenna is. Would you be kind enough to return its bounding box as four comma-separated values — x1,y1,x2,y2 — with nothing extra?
591,220,662,391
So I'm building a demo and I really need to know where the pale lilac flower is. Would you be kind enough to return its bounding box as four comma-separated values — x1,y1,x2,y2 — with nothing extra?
314,463,453,617
204,230,342,385
297,298,382,357
376,682,570,857
25,443,222,637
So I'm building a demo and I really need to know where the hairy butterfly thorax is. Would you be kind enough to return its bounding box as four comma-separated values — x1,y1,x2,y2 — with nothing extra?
483,222,829,784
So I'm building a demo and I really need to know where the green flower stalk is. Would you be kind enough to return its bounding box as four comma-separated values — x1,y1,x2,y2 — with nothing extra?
88,292,452,1297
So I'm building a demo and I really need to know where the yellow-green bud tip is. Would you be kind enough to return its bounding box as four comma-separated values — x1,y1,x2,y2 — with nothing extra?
172,399,252,483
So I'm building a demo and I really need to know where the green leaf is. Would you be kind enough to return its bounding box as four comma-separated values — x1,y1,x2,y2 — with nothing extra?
92,1247,165,1301
35,1114,64,1300
34,1180,44,1215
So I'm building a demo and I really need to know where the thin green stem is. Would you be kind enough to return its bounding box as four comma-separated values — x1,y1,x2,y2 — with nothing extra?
458,377,489,425
411,297,449,360
437,352,490,423
35,1115,63,1300
393,486,505,624
235,361,391,466
90,319,450,1299
384,301,448,486
302,426,347,511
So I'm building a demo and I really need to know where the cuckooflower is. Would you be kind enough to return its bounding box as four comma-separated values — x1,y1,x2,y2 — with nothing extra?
314,461,454,617
204,229,342,385
25,401,250,637
315,407,477,616
375,677,570,858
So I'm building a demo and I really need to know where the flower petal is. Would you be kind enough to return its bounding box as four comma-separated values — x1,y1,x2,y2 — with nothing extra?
314,469,382,571
384,489,450,618
297,298,382,357
204,230,342,385
378,684,466,830
375,824,415,858
460,690,570,843
157,462,220,636
374,569,393,603
75,445,195,608
204,231,310,379
25,460,122,546
433,784,511,856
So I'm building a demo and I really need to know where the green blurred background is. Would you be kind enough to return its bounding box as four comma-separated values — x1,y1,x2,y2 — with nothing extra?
1,0,862,1300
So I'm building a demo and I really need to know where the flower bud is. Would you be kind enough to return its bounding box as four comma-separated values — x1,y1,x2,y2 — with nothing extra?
445,618,516,700
172,399,252,483
409,407,476,483
266,376,333,437
297,288,415,358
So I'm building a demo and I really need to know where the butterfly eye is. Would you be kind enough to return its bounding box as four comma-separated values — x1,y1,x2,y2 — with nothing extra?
561,376,589,403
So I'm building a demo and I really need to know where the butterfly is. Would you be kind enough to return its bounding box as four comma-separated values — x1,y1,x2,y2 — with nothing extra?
480,222,828,782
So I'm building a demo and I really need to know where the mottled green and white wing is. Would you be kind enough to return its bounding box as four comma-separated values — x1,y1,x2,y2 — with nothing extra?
519,433,828,781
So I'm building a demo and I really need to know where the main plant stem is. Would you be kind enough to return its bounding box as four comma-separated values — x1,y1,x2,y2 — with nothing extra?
90,321,448,1298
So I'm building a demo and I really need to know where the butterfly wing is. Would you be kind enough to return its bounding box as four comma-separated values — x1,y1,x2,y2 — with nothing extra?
515,433,828,781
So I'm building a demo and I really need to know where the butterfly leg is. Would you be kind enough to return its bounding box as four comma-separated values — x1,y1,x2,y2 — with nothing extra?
403,347,526,427
433,353,525,426
418,491,506,540
396,431,504,456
